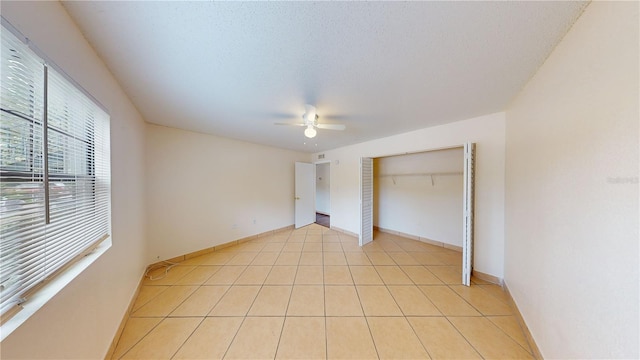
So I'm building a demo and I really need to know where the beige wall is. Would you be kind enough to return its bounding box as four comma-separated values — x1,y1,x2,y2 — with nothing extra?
0,1,148,359
313,112,506,278
505,1,639,358
145,124,310,261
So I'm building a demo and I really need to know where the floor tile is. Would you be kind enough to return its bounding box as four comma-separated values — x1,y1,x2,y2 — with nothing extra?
410,252,446,266
276,317,326,359
387,252,420,265
287,285,325,316
487,316,532,352
287,235,306,243
375,265,413,284
282,242,304,252
449,317,534,359
113,225,534,360
449,285,512,315
366,252,396,265
356,285,403,316
400,265,443,285
298,252,323,265
224,317,285,359
236,242,265,252
323,243,343,252
261,243,285,252
120,318,201,359
408,317,482,359
275,252,301,265
170,285,229,317
427,266,462,284
251,252,280,266
419,286,480,316
324,266,353,284
433,251,462,266
295,266,324,284
248,285,292,316
322,235,340,242
325,285,363,316
367,317,431,359
307,235,324,244
112,317,162,359
387,285,441,316
265,266,297,285
345,252,372,265
131,286,198,317
227,252,259,266
349,266,384,285
172,317,243,359
478,284,511,303
131,286,169,312
326,317,378,359
379,243,405,252
208,285,261,316
205,266,247,285
174,266,221,285
323,252,347,265
341,243,365,253
303,243,323,252
235,265,271,285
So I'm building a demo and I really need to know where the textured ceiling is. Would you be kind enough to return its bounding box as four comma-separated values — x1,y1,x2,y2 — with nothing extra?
62,1,587,153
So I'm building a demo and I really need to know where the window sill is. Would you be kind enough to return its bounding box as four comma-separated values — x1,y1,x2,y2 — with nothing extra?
0,237,112,342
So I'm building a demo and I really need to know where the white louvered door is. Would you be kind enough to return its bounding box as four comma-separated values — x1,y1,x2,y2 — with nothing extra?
359,157,373,246
462,143,476,286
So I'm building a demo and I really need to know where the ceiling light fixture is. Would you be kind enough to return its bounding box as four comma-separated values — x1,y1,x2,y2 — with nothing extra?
304,125,317,138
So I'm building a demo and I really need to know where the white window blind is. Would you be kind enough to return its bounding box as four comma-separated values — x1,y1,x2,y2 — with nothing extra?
0,24,111,318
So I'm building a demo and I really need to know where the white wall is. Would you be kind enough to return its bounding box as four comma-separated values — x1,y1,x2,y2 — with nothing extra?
146,124,310,261
374,148,464,246
505,2,639,358
314,112,505,278
0,2,148,359
315,162,330,215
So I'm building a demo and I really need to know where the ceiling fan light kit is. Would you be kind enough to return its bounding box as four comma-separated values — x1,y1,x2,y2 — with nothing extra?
274,104,346,139
304,125,317,138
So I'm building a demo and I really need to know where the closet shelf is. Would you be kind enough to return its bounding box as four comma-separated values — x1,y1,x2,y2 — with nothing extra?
376,172,463,185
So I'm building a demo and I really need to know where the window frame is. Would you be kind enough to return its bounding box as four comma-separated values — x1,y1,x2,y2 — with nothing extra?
0,17,112,338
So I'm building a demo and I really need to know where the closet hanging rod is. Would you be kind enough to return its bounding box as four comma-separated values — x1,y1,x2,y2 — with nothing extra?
376,171,463,177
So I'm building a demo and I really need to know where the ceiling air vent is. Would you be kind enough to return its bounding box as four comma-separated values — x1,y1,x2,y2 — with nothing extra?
318,154,325,159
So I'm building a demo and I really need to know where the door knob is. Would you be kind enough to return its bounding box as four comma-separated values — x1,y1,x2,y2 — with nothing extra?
295,197,300,200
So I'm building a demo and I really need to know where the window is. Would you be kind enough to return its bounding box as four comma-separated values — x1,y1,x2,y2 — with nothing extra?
0,23,110,320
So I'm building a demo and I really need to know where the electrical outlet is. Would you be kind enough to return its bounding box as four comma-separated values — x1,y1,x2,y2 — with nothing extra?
253,219,256,224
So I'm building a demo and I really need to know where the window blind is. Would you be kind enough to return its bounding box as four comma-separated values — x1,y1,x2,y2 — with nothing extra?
0,24,111,318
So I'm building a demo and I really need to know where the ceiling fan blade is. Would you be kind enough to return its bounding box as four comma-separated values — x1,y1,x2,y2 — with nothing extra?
316,123,346,131
274,122,305,127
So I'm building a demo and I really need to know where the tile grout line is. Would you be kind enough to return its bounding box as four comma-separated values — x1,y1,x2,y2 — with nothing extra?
168,316,207,360
323,229,329,360
273,231,303,359
347,261,381,360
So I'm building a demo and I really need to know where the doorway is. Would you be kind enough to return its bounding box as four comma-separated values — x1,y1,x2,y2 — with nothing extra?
315,162,330,228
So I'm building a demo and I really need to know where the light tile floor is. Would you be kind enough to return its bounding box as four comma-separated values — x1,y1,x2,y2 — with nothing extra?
112,224,535,359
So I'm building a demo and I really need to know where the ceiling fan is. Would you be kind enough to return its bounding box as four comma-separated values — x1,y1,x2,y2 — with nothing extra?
274,105,346,138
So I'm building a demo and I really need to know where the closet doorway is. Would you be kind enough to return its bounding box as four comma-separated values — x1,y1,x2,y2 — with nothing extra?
360,143,475,285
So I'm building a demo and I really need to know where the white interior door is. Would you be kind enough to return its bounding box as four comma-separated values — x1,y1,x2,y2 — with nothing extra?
295,162,316,229
360,157,373,246
462,143,476,286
